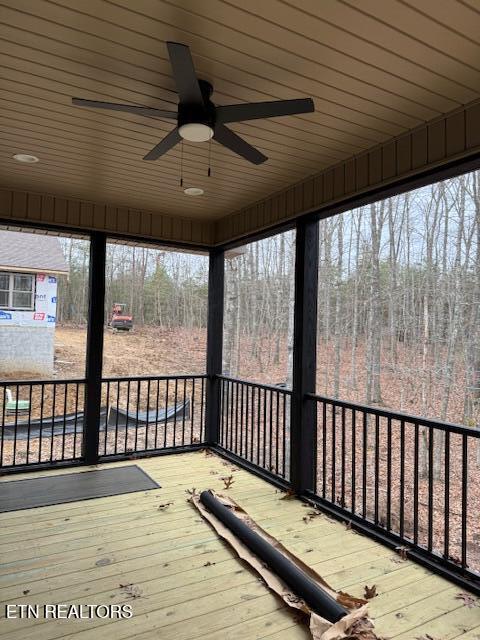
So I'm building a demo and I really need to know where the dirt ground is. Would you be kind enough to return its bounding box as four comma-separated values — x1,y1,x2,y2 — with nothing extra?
52,325,208,379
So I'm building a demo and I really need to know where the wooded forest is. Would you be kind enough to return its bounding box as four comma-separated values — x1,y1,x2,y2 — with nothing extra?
55,169,479,428
57,241,209,330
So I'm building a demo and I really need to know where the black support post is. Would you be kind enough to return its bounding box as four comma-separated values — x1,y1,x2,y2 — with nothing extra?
84,232,106,465
205,248,225,445
290,219,319,493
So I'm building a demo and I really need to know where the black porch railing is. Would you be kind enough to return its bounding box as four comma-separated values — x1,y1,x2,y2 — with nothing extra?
0,378,85,469
307,393,480,587
99,374,206,457
0,374,206,470
217,376,291,481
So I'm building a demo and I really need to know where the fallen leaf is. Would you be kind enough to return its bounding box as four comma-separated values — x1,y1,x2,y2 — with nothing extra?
22,589,30,595
395,546,409,561
280,489,297,500
119,582,142,599
221,475,235,489
157,502,173,511
364,585,377,599
455,592,478,608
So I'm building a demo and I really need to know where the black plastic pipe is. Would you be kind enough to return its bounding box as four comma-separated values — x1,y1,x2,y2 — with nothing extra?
199,490,347,623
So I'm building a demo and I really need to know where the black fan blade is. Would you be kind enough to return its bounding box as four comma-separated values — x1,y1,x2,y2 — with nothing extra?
143,128,181,161
214,124,267,165
72,98,177,120
216,98,314,124
167,42,204,106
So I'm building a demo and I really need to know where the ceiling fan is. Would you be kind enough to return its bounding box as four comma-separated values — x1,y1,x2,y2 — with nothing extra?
72,41,314,165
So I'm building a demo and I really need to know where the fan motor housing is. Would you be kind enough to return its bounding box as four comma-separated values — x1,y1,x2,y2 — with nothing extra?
177,80,215,129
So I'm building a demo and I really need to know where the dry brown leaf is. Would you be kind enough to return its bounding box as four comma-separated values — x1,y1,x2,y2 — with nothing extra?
455,592,478,608
157,501,173,511
280,489,297,500
119,582,142,599
221,475,235,489
364,585,377,599
395,546,409,560
303,510,321,523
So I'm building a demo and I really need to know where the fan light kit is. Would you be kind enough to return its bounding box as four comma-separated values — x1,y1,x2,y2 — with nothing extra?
179,123,213,142
184,187,204,196
13,154,39,163
72,41,314,165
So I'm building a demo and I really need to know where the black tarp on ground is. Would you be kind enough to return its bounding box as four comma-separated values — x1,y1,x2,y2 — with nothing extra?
1,401,190,440
0,465,160,512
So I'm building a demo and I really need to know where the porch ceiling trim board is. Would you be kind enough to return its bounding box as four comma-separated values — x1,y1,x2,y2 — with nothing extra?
214,98,480,245
0,187,214,248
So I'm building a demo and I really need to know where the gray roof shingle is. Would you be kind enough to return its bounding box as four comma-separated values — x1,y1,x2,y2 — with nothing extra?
0,230,68,274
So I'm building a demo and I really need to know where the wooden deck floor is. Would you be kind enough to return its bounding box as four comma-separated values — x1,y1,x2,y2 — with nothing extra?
0,452,478,639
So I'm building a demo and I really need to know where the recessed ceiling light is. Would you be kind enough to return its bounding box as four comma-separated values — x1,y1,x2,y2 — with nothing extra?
13,154,39,163
178,123,214,142
184,187,204,196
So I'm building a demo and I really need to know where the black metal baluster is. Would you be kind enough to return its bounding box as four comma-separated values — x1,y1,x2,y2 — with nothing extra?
250,386,255,461
74,383,80,460
39,383,45,463
267,388,272,472
444,430,450,560
282,393,287,478
341,406,346,507
181,378,187,446
413,422,419,545
163,379,169,449
103,381,110,456
399,420,405,539
263,387,267,470
275,391,280,476
322,401,327,499
144,379,151,450
190,378,196,446
461,434,468,569
230,380,234,452
351,409,356,514
257,386,261,466
387,417,392,531
245,384,250,461
362,411,367,519
428,427,434,552
173,378,178,448
50,383,56,463
134,380,141,453
26,384,33,465
374,413,379,524
61,383,68,461
114,381,120,455
125,380,131,454
331,403,336,503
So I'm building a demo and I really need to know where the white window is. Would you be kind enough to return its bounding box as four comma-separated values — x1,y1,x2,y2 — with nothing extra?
0,272,35,310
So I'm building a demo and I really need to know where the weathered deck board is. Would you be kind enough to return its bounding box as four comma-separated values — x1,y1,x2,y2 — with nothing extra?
0,451,477,639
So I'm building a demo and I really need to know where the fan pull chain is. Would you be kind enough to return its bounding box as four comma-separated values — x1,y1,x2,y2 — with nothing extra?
180,140,184,187
207,137,212,177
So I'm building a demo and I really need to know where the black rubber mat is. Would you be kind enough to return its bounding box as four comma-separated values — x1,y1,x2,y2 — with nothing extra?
0,465,160,512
